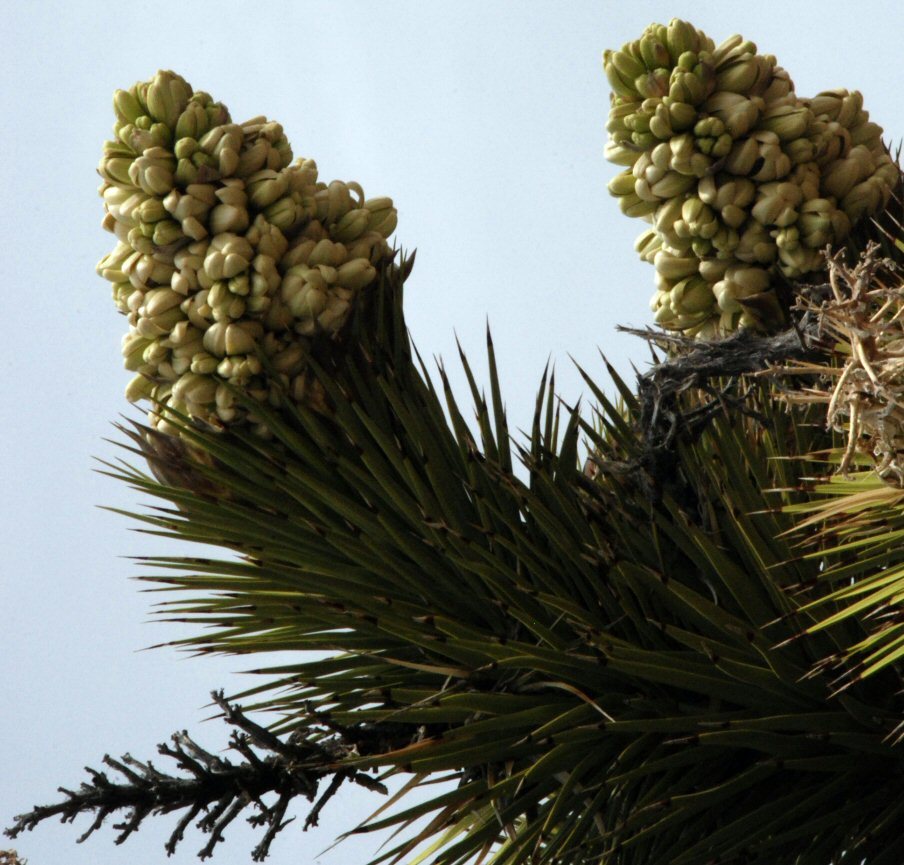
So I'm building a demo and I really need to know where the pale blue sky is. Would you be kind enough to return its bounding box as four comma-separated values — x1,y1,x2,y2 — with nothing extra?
2,2,902,863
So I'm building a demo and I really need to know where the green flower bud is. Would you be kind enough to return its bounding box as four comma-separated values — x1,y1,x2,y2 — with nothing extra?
667,99,697,131
610,49,646,83
171,372,219,408
709,225,740,258
125,373,154,402
715,52,773,95
279,237,317,272
790,163,821,201
785,137,816,165
751,181,803,227
202,320,261,357
760,67,793,103
694,117,725,138
249,258,280,307
750,131,791,181
723,137,759,176
246,214,289,260
648,105,673,140
699,133,733,158
719,204,746,229
669,133,712,176
305,239,343,267
797,198,850,248
344,231,390,264
698,259,730,283
364,197,398,238
217,355,262,385
113,89,144,126
151,219,184,247
711,34,755,66
677,197,718,240
634,69,670,100
270,341,307,375
772,225,799,252
237,118,293,175
261,195,303,233
128,147,176,196
175,103,205,141
235,138,270,177
246,169,289,210
97,241,133,285
848,118,883,149
650,170,695,198
122,250,176,288
649,287,669,313
145,70,193,129
841,175,890,222
316,296,353,334
704,91,762,139
100,156,134,186
136,303,184,338
634,228,663,262
668,67,706,105
671,275,714,315
618,192,658,218
135,197,167,224
712,265,769,313
653,249,699,281
808,89,863,128
735,222,777,264
653,195,685,235
760,103,812,142
122,331,153,371
172,159,196,186
198,124,243,178
190,351,219,375
821,144,876,199
603,50,642,98
809,118,852,167
210,203,249,235
653,296,679,326
666,19,702,63
609,170,636,198
165,320,202,349
875,155,900,189
204,233,254,280
605,138,643,167
698,175,754,210
639,35,671,69
337,258,377,291
102,187,144,226
776,236,823,278
606,101,636,135
282,266,329,323
313,180,354,225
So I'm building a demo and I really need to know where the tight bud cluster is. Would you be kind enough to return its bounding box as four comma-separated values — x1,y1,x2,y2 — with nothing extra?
604,20,897,337
97,71,398,435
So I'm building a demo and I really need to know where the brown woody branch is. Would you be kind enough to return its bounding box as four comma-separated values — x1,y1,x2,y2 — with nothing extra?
5,692,388,862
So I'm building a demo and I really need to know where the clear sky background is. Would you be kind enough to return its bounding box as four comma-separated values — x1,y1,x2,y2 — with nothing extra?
2,2,902,863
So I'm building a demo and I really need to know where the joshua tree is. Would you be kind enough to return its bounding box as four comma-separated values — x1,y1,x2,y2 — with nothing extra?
7,18,904,865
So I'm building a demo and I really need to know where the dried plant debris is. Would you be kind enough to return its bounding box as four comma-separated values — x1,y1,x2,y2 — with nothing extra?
583,317,825,497
771,245,904,481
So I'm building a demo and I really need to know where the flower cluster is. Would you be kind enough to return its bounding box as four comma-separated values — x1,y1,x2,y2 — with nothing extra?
97,71,398,434
605,20,897,336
